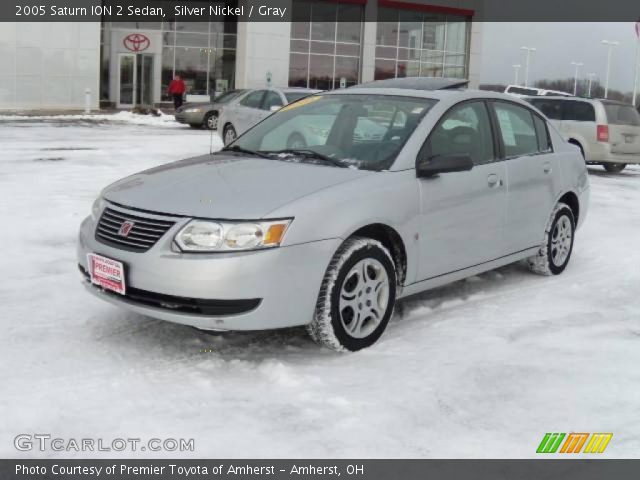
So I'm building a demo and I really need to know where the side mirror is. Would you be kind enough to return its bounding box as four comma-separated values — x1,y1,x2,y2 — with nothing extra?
270,105,282,112
416,154,474,178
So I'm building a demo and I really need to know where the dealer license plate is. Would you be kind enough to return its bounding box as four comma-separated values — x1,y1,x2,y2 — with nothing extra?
87,253,126,295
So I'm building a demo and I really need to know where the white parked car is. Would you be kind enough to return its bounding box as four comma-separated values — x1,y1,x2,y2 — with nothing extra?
505,85,571,98
219,87,320,145
526,96,640,173
78,79,590,351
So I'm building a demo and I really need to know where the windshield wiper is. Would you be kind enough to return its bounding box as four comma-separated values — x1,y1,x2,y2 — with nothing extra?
221,145,272,159
267,149,348,168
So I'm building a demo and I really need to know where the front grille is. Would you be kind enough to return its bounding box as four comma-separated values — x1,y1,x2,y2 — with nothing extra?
95,207,175,252
79,266,261,316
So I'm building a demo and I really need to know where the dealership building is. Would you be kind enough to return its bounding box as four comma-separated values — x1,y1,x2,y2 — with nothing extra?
0,0,483,110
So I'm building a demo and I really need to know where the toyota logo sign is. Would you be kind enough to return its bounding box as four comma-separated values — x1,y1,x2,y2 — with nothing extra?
123,33,150,52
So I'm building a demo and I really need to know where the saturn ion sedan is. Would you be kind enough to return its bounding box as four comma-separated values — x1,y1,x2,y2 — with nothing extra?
78,80,590,351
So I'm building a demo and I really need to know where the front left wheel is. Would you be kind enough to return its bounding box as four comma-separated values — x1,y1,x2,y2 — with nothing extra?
308,237,397,352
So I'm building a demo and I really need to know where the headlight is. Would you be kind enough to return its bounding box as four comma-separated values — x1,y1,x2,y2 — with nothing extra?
91,197,106,221
175,219,292,252
183,108,202,113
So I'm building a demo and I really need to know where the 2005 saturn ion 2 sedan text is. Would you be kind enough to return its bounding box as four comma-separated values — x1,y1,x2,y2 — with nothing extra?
78,79,590,351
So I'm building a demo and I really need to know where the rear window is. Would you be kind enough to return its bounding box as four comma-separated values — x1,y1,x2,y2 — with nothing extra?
603,103,640,126
506,86,539,96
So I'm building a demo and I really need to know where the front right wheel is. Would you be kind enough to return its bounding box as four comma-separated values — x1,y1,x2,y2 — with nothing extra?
308,237,397,352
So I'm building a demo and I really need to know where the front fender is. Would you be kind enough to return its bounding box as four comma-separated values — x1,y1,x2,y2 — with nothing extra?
266,169,422,284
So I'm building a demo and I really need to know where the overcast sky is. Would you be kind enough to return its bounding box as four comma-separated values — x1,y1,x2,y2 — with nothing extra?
481,23,639,93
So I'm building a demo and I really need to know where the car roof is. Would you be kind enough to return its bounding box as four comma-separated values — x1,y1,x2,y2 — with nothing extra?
325,87,529,104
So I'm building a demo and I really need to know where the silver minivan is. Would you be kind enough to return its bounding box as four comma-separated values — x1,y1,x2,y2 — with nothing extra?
527,96,640,173
78,81,590,351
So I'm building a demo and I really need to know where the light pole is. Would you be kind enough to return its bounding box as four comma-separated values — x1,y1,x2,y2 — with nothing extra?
601,40,620,99
521,46,536,87
587,73,597,97
512,64,521,85
633,23,640,106
570,61,583,96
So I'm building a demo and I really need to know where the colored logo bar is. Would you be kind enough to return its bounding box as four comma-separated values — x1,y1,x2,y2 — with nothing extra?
537,433,612,454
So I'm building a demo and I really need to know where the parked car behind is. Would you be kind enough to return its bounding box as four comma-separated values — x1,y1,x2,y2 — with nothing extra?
79,82,589,351
526,96,640,172
219,88,321,145
175,89,248,130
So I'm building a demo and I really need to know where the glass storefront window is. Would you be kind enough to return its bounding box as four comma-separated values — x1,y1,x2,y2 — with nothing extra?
289,0,363,90
375,8,470,81
175,47,209,95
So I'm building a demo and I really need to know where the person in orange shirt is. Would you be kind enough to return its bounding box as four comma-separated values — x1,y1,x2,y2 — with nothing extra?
167,74,186,110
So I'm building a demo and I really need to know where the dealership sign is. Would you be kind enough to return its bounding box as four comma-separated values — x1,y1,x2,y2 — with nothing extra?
123,33,150,52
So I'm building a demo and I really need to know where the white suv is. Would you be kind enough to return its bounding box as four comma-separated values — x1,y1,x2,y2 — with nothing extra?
527,96,640,173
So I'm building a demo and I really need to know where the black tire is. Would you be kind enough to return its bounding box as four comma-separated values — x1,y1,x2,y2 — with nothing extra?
223,124,237,146
603,163,626,173
188,124,201,129
527,202,575,276
204,112,218,130
307,237,397,352
286,132,307,149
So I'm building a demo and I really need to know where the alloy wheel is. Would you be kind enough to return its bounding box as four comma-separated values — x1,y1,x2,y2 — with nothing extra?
339,258,390,339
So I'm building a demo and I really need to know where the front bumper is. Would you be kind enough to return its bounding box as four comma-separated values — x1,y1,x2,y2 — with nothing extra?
174,111,205,125
77,208,340,331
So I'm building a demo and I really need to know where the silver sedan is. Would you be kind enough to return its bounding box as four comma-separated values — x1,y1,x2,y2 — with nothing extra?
78,80,589,351
218,87,320,145
174,89,249,130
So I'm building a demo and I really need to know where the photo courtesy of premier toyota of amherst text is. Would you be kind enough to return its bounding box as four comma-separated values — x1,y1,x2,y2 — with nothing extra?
1,0,640,478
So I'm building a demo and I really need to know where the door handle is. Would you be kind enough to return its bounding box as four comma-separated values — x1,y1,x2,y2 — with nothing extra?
487,174,502,188
543,162,552,174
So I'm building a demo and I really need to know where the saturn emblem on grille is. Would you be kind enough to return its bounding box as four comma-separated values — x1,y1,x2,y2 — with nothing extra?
118,221,135,237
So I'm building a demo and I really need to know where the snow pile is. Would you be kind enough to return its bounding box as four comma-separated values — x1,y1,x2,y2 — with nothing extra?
0,110,181,127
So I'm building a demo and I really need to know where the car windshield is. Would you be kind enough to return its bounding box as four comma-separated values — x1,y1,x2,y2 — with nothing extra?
229,94,437,171
603,102,640,126
214,89,246,104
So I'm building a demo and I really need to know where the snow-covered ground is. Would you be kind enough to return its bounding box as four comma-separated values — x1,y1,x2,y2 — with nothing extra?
1,115,639,459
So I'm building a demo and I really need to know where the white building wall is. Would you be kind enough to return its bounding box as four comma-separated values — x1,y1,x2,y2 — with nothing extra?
0,22,101,111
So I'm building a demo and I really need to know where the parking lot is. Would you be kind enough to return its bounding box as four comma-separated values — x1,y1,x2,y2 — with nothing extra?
1,117,639,458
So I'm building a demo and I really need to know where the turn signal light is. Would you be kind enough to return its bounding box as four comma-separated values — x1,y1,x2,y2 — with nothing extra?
264,223,287,245
597,124,609,142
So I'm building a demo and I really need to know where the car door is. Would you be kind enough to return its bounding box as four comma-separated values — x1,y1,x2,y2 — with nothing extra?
416,100,507,281
235,90,267,134
490,100,558,253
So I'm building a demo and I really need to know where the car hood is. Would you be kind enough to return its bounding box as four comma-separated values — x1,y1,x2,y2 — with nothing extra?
102,154,371,219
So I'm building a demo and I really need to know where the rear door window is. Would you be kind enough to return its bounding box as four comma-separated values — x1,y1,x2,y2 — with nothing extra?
532,114,552,152
562,101,596,122
493,102,540,157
